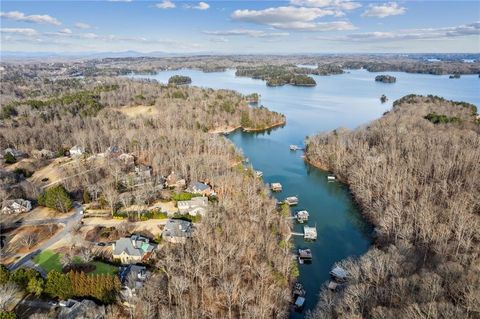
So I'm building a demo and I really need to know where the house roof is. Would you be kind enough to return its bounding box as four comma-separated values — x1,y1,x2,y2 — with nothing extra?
163,219,193,238
187,182,210,193
113,235,155,257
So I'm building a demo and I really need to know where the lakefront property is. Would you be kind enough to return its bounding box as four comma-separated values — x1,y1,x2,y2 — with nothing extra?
0,1,479,318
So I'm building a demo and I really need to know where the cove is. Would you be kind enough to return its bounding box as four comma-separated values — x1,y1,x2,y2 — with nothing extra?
130,69,480,317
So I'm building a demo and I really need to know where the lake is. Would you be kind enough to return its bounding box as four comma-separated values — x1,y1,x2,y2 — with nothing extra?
130,69,479,317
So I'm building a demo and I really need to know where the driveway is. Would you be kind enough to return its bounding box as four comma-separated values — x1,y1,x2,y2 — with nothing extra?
7,202,83,271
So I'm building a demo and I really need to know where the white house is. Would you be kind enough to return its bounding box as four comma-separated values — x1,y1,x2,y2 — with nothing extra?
1,199,32,214
69,145,84,157
177,196,208,216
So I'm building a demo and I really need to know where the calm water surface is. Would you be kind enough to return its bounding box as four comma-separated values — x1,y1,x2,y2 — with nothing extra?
132,69,479,317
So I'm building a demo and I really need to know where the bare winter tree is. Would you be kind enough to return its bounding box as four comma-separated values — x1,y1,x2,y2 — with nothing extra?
0,283,20,311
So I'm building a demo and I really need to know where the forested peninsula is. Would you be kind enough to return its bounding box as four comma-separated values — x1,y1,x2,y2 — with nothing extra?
305,95,479,318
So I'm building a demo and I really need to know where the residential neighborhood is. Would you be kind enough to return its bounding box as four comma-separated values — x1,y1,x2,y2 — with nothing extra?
0,144,214,317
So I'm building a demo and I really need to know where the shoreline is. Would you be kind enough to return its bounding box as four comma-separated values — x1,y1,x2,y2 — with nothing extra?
208,118,286,134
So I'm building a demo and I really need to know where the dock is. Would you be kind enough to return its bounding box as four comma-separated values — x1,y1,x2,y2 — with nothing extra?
255,170,263,178
284,196,299,206
327,174,336,181
289,145,302,151
304,225,317,240
295,210,309,223
271,182,282,192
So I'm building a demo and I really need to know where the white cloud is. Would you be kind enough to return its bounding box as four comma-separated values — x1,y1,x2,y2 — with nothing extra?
81,33,99,39
279,20,356,31
183,2,210,10
75,22,93,29
195,2,210,10
0,11,61,25
203,29,289,38
290,0,361,10
362,2,406,18
59,28,72,34
0,28,38,36
318,22,480,41
156,0,176,9
231,6,348,31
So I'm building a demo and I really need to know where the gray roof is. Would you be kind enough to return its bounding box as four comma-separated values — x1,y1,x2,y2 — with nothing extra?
187,182,210,193
163,219,193,239
113,235,155,257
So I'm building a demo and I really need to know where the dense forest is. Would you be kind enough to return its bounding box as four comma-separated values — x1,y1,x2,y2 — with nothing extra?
375,75,396,83
235,65,316,87
306,95,479,318
0,76,293,318
168,75,192,85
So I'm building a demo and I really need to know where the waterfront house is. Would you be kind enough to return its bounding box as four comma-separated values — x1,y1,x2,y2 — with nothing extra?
162,219,193,243
1,199,32,214
177,196,208,216
186,181,214,196
112,234,156,264
105,146,122,158
330,266,348,282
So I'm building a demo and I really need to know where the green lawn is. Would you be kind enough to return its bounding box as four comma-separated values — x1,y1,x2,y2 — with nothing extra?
33,250,118,275
33,250,63,273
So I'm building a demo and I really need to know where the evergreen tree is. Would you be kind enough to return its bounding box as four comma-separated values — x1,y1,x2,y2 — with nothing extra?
45,271,73,300
38,185,73,213
3,152,16,164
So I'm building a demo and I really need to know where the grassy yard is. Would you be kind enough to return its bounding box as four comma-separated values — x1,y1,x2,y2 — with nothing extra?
33,250,62,273
33,250,118,275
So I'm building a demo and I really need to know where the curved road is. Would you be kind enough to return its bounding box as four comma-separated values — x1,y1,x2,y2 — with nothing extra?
7,202,83,272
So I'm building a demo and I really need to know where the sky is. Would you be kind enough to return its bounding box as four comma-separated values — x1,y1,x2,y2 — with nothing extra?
1,0,479,54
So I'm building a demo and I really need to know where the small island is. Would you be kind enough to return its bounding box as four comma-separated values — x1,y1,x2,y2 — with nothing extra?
375,75,397,83
380,94,388,103
168,75,192,85
449,74,461,79
236,65,317,87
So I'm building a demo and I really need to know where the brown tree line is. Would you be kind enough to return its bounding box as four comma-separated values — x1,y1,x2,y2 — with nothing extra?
305,95,480,319
0,76,293,318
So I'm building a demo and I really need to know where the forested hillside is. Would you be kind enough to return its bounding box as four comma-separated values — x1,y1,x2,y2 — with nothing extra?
306,95,479,319
0,77,293,318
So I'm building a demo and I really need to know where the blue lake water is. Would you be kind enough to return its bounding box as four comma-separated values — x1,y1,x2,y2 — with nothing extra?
131,69,479,316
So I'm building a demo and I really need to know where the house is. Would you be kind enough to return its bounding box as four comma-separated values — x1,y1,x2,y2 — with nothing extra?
135,165,152,179
330,266,348,282
57,299,105,319
162,219,193,244
69,145,84,157
1,199,32,214
118,153,135,167
177,196,208,216
119,265,148,299
112,234,156,264
105,146,122,158
165,171,186,189
3,148,25,158
31,149,55,159
186,181,214,196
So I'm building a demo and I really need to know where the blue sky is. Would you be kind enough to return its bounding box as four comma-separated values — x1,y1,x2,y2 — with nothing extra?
1,1,479,53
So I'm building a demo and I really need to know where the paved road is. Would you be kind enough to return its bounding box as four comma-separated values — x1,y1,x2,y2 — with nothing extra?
7,202,83,271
